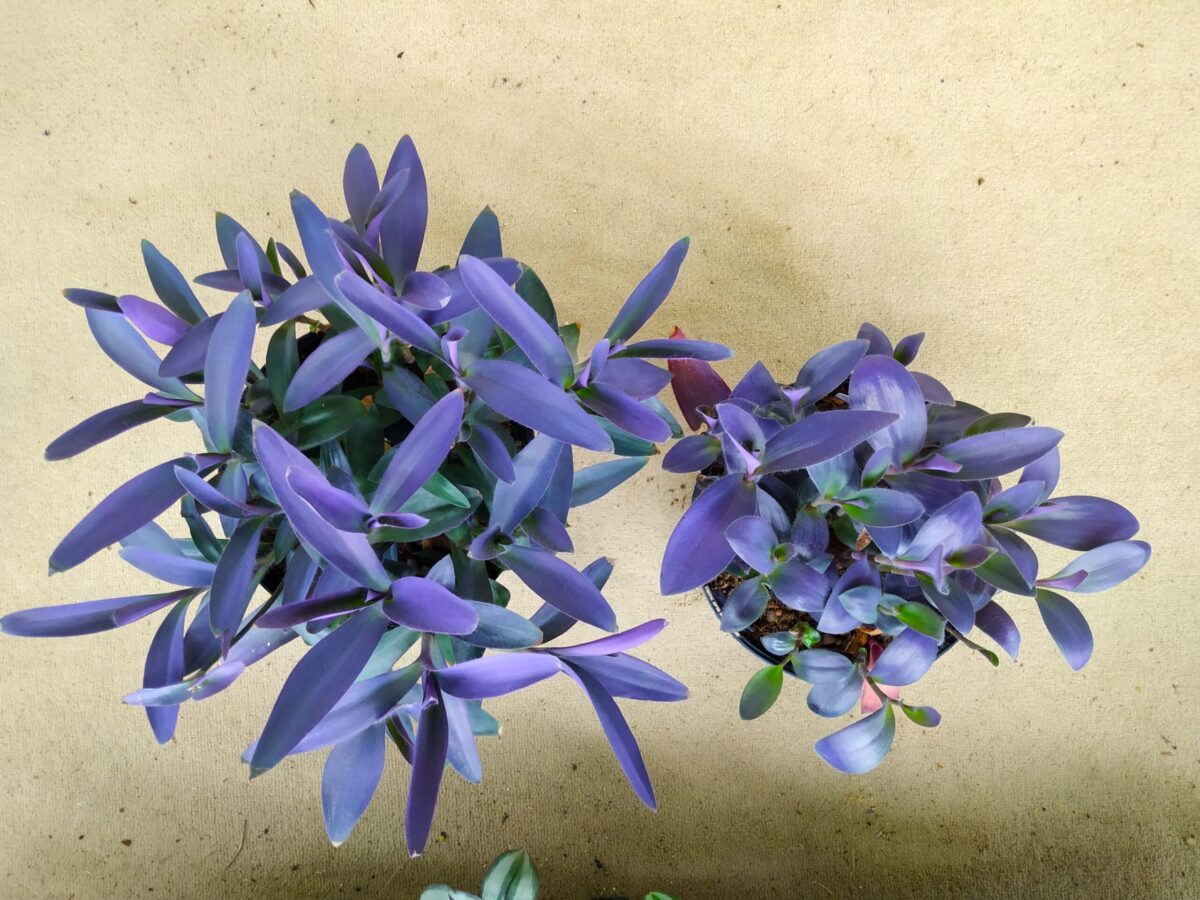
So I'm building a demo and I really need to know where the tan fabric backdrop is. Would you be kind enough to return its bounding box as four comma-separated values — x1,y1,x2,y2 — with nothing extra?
1,2,1196,897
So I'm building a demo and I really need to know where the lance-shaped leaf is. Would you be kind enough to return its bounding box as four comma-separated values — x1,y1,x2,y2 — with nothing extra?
255,588,368,629
63,288,120,312
143,599,189,743
141,240,206,323
119,547,216,586
983,481,1045,523
596,356,672,400
1040,540,1150,593
459,255,573,385
975,600,1020,661
612,338,731,360
343,143,379,233
86,308,196,400
159,314,222,377
667,327,731,431
406,680,447,857
50,455,220,573
794,339,869,404
868,628,938,686
1006,495,1140,551
570,456,648,508
322,723,385,847
461,359,612,452
383,577,479,635
208,518,267,638
1020,446,1060,503
490,434,561,532
459,601,543,650
568,654,687,702
577,383,672,442
250,606,388,775
371,389,464,514
758,410,897,475
842,488,924,527
443,692,483,783
287,467,370,531
500,544,618,632
334,272,441,355
0,589,194,637
117,294,188,345
1035,589,1093,671
549,619,668,657
660,473,757,594
739,665,784,720
253,425,390,591
901,492,983,562
661,434,720,474
848,355,926,465
566,664,657,809
460,206,502,258
283,327,375,412
174,466,263,518
436,652,562,699
937,427,1064,480
45,400,180,461
605,238,690,344
380,135,428,281
814,704,896,775
203,292,256,451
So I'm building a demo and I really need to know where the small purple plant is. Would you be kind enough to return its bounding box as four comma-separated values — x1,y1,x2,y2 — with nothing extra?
660,324,1149,774
2,136,730,853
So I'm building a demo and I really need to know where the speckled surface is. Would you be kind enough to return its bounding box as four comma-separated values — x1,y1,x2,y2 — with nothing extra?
1,2,1196,898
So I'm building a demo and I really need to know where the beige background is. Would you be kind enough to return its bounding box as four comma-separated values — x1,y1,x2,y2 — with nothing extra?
1,2,1197,898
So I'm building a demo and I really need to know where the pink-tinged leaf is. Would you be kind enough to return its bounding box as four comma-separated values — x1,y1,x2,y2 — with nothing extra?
49,455,221,573
436,652,562,700
660,473,757,594
848,355,926,466
1041,540,1150,594
208,518,267,638
868,628,938,686
159,314,221,377
86,308,197,400
667,327,731,431
975,600,1021,660
501,544,618,632
937,427,1064,480
814,704,896,775
371,389,465,514
577,383,672,442
253,426,390,591
117,294,188,345
551,619,668,657
605,237,690,344
759,410,898,475
203,292,256,451
405,680,447,857
342,142,379,233
282,327,375,412
383,577,479,635
461,359,612,452
1035,589,1093,671
794,339,868,404
1006,495,1140,551
322,723,385,846
119,547,216,587
45,400,176,461
250,606,388,775
0,589,194,638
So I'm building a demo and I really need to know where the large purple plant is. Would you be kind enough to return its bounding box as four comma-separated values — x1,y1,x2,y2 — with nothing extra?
2,136,729,853
660,324,1149,774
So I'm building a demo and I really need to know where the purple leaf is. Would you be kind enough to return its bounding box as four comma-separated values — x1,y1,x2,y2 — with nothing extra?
255,588,368,629
260,277,328,326
119,547,216,587
595,357,672,400
86,308,196,400
806,665,865,717
459,206,502,258
443,692,483,783
203,292,256,451
159,314,221,377
605,238,690,344
467,423,516,483
371,389,464,514
910,371,954,406
570,457,648,507
383,577,479,635
405,680,447,857
117,295,188,345
983,481,1045,523
848,355,926,466
1035,589,1093,671
436,652,562,699
253,425,390,591
322,723,385,846
577,383,672,442
759,410,898,475
286,467,370,531
283,327,375,412
902,492,984,562
550,619,668,657
250,606,388,775
659,473,757,594
667,327,731,431
342,143,379,233
842,488,924,527
379,135,428,280
141,240,206,323
173,466,261,518
1006,495,1140,551
719,577,769,632
461,359,612,452
768,559,830,613
334,271,442,354
868,628,938,686
569,653,687,702
731,361,782,407
661,434,721,474
613,338,731,361
45,400,176,461
937,427,1064,480
208,518,267,638
235,233,265,299
459,255,574,385
975,601,1020,661
143,599,189,743
284,663,422,754
857,322,893,356
0,589,193,637
400,271,452,310
459,600,543,650
1041,540,1150,593
814,704,896,775
794,339,868,403
500,544,618,632
50,455,220,573
491,434,562,532
790,648,854,683
725,516,780,573
893,332,924,365
1020,446,1060,504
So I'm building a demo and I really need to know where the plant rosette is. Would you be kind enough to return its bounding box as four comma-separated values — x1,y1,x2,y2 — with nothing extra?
1,136,733,854
659,324,1150,774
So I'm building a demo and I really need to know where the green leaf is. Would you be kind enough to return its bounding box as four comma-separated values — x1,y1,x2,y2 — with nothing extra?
344,406,385,484
830,512,860,550
266,323,299,416
964,412,1032,437
739,665,784,720
559,322,581,361
514,268,558,330
598,418,657,457
481,850,539,900
265,237,282,276
420,888,480,900
894,602,946,642
292,395,366,449
423,471,472,508
900,703,941,727
645,894,679,900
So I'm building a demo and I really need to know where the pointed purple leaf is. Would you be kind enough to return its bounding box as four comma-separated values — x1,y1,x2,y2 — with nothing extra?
203,292,255,451
343,143,380,233
661,434,721,474
596,357,673,400
937,427,1064,480
551,619,668,657
975,600,1020,660
1042,540,1150,594
0,589,193,638
322,722,385,846
1020,446,1060,504
119,547,216,587
45,400,176,461
405,680,447,857
604,237,690,344
117,294,188,345
868,628,938,686
1035,589,1093,671
467,422,516,483
815,704,896,775
570,456,648,507
86,308,195,400
568,654,687,702
435,652,562,699
842,488,924,527
1006,495,1140,551
769,559,830,613
578,383,671,442
159,313,221,377
491,434,562,532
371,389,464,514
142,599,189,743
286,467,369,531
282,327,374,412
383,577,479,635
501,544,618,632
660,473,757,594
848,355,926,466
208,518,267,638
334,272,441,354
612,338,731,361
141,240,206,323
379,135,428,281
759,410,898,475
902,492,984,561
724,516,779,573
794,339,869,403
